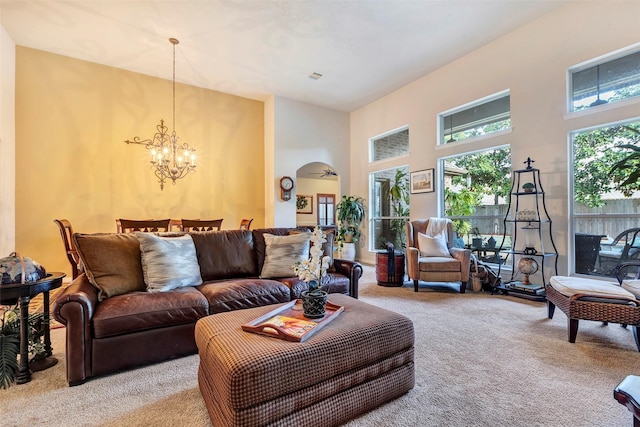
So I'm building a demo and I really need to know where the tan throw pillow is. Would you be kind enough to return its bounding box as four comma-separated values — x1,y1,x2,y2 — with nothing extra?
73,233,146,301
136,232,203,292
417,232,452,258
260,233,312,278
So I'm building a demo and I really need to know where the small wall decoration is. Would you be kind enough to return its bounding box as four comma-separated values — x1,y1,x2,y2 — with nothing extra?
410,169,434,194
296,195,313,214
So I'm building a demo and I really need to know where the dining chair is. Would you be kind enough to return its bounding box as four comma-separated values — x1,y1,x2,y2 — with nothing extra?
239,218,253,230
117,219,171,233
53,219,82,279
180,219,223,232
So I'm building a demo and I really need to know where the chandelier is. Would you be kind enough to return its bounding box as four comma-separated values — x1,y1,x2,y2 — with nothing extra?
125,38,196,190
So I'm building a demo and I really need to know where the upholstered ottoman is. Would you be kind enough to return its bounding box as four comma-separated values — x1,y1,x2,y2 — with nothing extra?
195,293,415,427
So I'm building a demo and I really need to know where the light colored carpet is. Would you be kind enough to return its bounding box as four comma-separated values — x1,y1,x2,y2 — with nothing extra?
1,266,638,426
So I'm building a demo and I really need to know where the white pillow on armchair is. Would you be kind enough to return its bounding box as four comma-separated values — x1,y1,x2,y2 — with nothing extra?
417,232,452,258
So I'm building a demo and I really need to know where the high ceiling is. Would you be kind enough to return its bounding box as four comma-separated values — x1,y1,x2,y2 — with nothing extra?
0,0,570,112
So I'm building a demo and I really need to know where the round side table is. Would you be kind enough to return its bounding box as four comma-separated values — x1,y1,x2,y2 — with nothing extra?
0,272,65,384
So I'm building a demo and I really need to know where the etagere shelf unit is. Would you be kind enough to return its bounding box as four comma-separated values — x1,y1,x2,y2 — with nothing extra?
496,158,558,301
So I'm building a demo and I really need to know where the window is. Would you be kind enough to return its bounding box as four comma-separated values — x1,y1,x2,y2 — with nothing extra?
570,49,640,112
440,91,510,145
370,166,410,250
369,128,410,250
370,128,409,162
571,119,640,277
317,193,335,226
440,147,511,264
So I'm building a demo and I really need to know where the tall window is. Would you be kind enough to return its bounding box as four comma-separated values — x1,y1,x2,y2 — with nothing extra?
440,147,511,264
370,167,410,250
369,127,410,250
570,49,640,112
439,91,510,145
572,119,640,277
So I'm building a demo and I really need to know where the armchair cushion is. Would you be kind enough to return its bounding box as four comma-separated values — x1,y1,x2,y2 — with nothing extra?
549,276,635,299
418,232,452,258
622,280,640,299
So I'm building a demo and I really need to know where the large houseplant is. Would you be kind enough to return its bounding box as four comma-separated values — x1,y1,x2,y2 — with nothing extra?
336,195,366,246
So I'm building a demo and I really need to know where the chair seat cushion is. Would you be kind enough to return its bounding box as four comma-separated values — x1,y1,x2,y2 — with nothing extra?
549,276,636,299
622,280,640,299
418,257,461,272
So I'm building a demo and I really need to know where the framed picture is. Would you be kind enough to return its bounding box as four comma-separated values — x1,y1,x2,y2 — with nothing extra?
296,194,313,214
410,169,435,194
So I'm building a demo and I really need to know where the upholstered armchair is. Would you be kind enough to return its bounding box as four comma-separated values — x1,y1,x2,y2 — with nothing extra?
405,218,471,293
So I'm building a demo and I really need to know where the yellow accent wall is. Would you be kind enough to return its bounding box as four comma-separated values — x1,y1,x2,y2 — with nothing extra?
15,47,265,277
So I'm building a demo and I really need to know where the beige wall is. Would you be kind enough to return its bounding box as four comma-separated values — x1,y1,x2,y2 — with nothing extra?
350,2,640,268
0,27,15,255
15,47,265,276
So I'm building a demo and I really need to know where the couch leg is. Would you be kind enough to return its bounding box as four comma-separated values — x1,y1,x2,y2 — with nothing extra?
413,280,419,292
568,318,579,343
460,282,466,293
547,301,556,319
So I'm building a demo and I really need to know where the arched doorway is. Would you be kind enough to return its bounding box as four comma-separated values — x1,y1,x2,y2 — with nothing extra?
296,162,340,228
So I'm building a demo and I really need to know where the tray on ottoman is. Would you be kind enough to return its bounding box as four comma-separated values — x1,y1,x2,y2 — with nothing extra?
195,293,415,427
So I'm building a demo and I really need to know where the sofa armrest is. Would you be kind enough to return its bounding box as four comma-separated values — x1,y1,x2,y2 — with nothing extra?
52,273,98,386
450,247,471,283
333,259,363,299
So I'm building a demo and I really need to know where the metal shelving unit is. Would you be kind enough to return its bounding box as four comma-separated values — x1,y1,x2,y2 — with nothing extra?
495,158,558,300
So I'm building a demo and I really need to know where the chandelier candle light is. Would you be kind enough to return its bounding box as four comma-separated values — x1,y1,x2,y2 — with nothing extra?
125,38,196,190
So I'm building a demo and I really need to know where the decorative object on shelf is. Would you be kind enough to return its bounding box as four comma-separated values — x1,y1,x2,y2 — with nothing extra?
125,38,196,190
522,182,536,193
518,257,539,285
293,226,330,318
516,209,537,221
279,176,294,201
336,195,365,246
0,252,46,284
521,223,538,254
486,236,496,248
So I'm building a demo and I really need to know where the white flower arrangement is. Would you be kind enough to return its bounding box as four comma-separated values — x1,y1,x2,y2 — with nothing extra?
292,226,331,293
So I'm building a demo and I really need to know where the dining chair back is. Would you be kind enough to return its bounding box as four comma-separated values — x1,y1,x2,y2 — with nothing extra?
117,219,171,233
239,218,253,230
180,219,223,232
54,219,82,279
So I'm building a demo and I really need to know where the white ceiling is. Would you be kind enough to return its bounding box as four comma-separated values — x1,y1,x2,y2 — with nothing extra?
0,0,569,112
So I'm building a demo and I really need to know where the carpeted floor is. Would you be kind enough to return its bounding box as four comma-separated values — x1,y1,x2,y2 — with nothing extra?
1,265,639,426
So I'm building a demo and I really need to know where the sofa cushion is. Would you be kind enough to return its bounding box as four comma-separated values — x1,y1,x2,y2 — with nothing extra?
190,230,258,280
73,233,146,301
260,232,311,278
136,232,203,292
418,232,451,258
92,286,209,338
197,278,291,314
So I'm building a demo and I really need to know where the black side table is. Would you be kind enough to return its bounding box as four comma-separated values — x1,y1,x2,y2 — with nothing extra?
0,272,65,384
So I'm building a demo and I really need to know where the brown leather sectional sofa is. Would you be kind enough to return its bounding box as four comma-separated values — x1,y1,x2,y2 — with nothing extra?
52,227,362,386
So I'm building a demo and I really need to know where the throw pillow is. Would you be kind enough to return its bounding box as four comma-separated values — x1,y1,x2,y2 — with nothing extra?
260,232,312,278
417,232,452,258
73,233,146,301
136,232,203,292
290,229,336,272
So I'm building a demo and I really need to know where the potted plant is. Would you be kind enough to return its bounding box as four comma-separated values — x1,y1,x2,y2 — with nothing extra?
522,182,535,193
336,195,365,245
0,307,45,388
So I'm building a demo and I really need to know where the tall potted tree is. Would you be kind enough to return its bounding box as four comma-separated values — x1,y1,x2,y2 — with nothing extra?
336,195,365,261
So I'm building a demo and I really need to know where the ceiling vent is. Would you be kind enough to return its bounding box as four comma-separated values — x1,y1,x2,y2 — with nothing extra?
309,72,323,80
